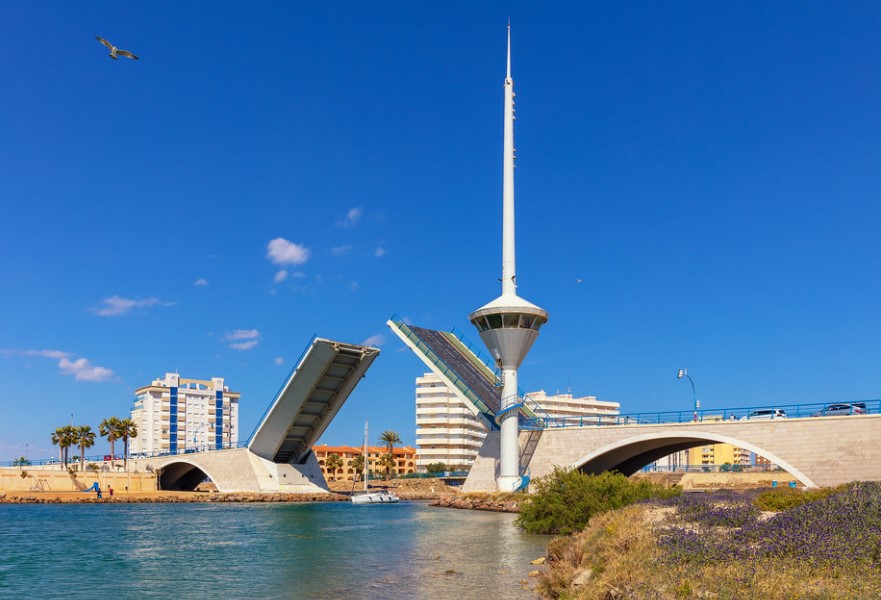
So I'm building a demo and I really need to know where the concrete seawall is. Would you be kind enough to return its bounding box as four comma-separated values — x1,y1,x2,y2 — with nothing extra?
0,467,156,493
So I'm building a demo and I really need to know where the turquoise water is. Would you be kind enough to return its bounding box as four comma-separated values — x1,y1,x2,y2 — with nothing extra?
0,501,549,599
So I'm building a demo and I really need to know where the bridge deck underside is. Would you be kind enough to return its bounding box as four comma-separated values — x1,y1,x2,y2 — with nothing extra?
578,438,704,476
247,339,379,464
406,325,501,416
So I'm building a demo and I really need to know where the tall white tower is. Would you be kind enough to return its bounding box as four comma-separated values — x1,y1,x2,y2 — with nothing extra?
468,25,548,492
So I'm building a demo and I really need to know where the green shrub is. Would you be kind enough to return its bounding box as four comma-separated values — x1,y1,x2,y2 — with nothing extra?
753,485,842,512
516,468,680,535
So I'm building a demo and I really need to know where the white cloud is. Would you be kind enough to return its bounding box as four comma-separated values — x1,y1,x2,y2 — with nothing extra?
195,278,209,286
274,357,284,365
330,245,353,256
12,349,71,359
230,340,258,351
222,329,260,351
337,207,363,228
274,269,289,283
2,349,113,382
267,238,310,266
374,246,386,257
58,357,114,382
361,334,385,347
91,295,174,317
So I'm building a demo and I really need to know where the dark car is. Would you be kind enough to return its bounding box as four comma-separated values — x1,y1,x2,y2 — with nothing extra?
812,403,867,417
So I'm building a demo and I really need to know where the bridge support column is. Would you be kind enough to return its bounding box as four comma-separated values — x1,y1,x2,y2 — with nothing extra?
498,367,521,492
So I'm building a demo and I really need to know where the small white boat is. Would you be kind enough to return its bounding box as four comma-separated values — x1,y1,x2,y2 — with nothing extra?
351,489,399,504
350,421,400,504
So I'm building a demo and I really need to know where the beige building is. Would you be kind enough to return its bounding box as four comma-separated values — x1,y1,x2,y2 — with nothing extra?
312,444,417,481
131,372,240,456
415,373,620,472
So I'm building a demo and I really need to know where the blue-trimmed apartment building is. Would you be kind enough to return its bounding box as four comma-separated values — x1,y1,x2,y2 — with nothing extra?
131,372,240,456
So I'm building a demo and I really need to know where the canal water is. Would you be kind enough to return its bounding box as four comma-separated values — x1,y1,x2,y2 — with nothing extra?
0,501,550,599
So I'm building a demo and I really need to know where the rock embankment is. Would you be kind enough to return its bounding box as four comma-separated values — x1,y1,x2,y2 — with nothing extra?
431,494,521,513
327,477,457,500
0,491,347,504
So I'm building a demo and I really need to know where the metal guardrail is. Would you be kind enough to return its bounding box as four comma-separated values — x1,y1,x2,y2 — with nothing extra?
1,441,250,468
518,399,881,430
245,335,317,446
449,326,564,426
390,315,497,424
640,464,787,474
398,471,469,479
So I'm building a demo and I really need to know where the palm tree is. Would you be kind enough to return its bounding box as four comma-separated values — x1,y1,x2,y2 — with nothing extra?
379,453,397,481
52,425,75,469
76,425,96,470
51,428,64,469
378,431,401,480
352,454,365,482
118,418,138,470
12,456,30,467
99,417,123,469
325,453,343,482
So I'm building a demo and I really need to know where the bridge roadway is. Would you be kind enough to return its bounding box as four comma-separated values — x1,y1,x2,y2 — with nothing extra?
463,414,881,492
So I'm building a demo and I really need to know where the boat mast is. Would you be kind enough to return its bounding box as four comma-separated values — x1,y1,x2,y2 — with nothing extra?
362,420,369,492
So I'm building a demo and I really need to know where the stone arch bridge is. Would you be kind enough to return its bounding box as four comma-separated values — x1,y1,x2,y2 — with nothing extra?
463,415,881,492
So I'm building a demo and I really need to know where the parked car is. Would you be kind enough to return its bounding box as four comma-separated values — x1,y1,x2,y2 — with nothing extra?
812,403,867,417
741,409,787,421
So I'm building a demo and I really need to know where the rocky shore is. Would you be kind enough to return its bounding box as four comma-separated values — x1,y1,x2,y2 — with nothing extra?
0,491,348,504
430,494,521,513
0,478,462,505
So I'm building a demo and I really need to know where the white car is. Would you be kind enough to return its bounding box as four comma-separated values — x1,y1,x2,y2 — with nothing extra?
741,409,787,420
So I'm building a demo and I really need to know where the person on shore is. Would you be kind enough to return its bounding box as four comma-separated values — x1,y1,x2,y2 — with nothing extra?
108,486,114,498
86,481,102,499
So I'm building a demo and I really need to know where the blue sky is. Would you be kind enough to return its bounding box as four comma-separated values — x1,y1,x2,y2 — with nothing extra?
2,3,880,461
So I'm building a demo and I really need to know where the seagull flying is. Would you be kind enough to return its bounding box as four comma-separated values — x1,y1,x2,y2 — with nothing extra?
575,278,584,284
96,36,139,60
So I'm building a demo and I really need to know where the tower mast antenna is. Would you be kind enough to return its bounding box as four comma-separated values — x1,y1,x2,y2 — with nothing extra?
469,24,549,493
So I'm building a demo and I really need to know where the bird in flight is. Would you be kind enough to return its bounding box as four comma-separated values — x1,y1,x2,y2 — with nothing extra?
95,36,139,60
575,278,584,284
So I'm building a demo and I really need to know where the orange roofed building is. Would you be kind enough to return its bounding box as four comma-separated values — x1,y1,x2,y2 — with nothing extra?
312,444,417,481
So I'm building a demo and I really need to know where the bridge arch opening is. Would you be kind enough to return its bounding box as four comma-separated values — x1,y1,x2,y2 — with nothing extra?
571,431,818,489
158,461,213,491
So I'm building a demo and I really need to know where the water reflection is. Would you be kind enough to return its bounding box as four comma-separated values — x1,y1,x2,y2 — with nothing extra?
0,501,549,600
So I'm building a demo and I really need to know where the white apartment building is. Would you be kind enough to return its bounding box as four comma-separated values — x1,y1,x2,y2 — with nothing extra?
525,389,621,423
416,373,488,472
131,372,240,456
415,373,621,472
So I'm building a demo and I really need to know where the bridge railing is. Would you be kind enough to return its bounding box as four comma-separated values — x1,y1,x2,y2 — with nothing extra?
245,335,318,446
518,398,881,430
640,464,787,474
390,315,497,424
449,326,567,427
0,441,251,468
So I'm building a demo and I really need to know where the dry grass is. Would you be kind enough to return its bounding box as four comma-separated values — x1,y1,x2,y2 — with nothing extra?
537,503,881,600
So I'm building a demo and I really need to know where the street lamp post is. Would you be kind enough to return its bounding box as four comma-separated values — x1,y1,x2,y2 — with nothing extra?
192,425,205,452
677,368,700,422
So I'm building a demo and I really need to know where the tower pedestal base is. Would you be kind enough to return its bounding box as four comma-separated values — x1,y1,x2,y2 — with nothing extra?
496,474,523,493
